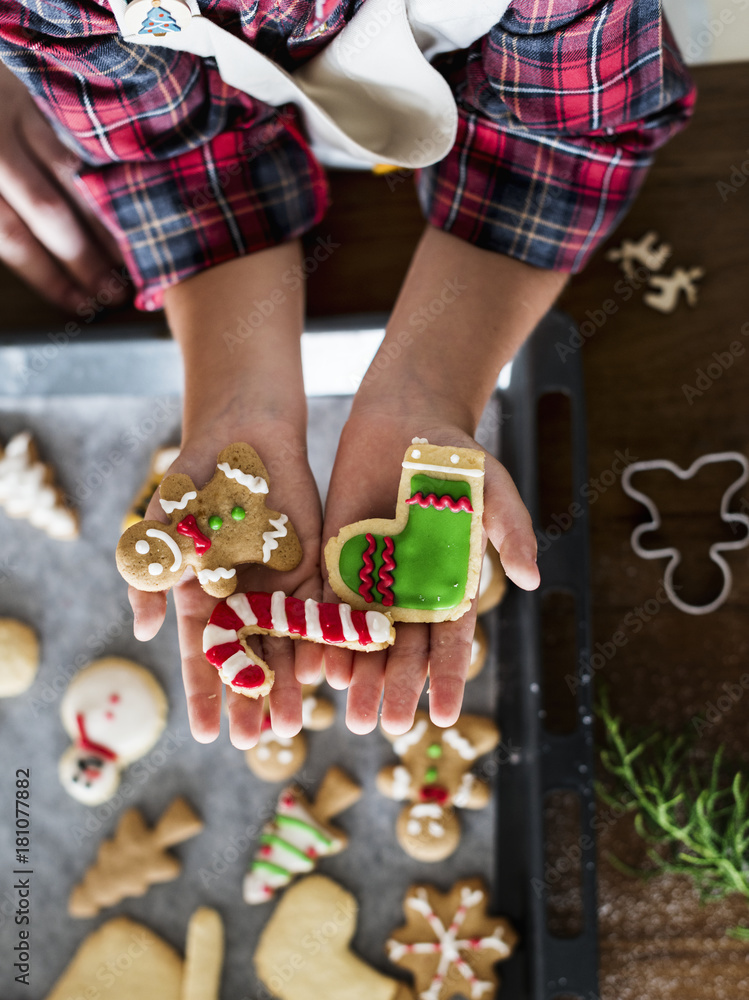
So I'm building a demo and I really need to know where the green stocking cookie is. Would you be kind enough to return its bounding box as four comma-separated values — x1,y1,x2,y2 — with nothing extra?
325,440,485,622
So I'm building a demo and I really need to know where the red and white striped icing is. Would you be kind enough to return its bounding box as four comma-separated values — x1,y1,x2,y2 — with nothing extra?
203,591,393,694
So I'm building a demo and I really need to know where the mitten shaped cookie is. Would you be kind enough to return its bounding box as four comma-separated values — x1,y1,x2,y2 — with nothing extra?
244,766,361,904
376,709,499,861
246,684,336,782
325,439,484,622
116,443,302,599
386,878,517,1000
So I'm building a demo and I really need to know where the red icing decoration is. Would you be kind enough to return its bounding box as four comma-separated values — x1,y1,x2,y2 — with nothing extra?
247,592,274,630
205,640,243,667
260,844,272,857
75,714,118,762
350,609,373,645
209,601,244,631
285,596,307,636
109,694,120,703
176,514,212,554
232,664,266,689
376,536,396,606
105,711,114,720
306,847,318,859
261,713,273,732
406,492,474,513
319,604,345,643
419,784,450,805
282,794,295,808
358,533,376,602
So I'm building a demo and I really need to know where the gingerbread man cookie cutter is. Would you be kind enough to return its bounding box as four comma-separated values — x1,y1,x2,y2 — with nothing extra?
621,451,749,615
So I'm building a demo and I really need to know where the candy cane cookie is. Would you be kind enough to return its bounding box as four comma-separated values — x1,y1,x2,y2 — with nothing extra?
203,591,395,697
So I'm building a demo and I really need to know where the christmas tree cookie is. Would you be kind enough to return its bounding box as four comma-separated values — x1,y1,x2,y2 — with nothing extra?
122,0,191,37
325,439,485,623
243,767,361,904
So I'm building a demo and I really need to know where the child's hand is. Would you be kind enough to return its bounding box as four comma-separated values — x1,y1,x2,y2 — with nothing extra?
299,407,539,736
128,420,322,750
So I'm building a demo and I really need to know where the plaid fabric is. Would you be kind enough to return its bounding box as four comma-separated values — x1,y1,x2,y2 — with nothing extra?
0,0,695,309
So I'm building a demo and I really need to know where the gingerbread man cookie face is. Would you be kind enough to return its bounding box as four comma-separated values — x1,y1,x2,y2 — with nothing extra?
246,685,335,782
59,658,167,805
377,709,499,861
116,444,302,598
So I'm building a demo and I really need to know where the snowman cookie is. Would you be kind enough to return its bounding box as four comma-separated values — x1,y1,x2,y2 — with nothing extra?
0,618,40,697
59,658,168,805
116,443,302,599
325,439,485,623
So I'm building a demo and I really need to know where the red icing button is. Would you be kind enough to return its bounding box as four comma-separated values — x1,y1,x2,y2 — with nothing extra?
419,784,449,805
109,693,120,703
231,665,266,689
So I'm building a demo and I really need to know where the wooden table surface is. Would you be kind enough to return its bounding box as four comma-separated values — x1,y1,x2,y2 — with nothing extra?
1,60,747,1000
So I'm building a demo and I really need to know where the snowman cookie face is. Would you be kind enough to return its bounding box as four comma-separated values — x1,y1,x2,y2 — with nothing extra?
59,658,168,805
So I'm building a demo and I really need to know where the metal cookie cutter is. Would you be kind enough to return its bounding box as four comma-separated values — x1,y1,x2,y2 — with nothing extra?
621,452,749,615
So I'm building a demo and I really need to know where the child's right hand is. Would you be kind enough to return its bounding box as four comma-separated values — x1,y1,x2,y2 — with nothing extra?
128,419,323,750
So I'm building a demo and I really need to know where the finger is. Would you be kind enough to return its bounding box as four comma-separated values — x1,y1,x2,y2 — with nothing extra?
294,639,324,685
226,688,265,750
323,645,355,690
0,137,125,302
173,580,223,743
0,195,87,311
380,622,429,735
265,634,303,738
427,611,476,727
344,648,387,734
128,585,168,641
483,455,540,591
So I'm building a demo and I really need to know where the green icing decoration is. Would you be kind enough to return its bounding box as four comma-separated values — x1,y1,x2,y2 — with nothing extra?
425,766,438,783
231,506,246,520
427,743,442,759
261,833,315,865
338,474,473,611
251,859,288,878
208,515,223,530
276,813,333,846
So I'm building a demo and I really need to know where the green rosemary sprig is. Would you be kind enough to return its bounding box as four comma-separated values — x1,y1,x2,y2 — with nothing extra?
596,690,749,936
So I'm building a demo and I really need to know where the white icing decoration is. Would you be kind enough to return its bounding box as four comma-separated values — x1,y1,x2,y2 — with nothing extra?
0,431,77,539
58,746,120,806
217,649,252,678
301,696,318,727
411,437,428,444
450,453,460,464
197,566,236,585
339,604,358,643
148,563,164,576
217,462,268,494
392,718,427,756
145,528,182,572
388,886,508,1000
390,765,412,800
409,803,444,819
203,624,240,653
159,490,197,514
262,514,288,563
471,639,480,662
271,591,288,633
452,773,477,808
135,539,150,554
411,449,421,459
365,611,391,645
256,746,271,761
304,598,322,641
443,727,478,760
278,750,294,764
402,460,484,477
227,592,258,627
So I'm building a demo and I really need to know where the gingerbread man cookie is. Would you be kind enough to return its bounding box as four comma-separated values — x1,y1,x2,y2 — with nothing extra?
386,878,517,1000
116,443,302,598
59,658,167,805
325,439,485,623
203,590,394,697
246,684,336,782
376,709,499,861
244,766,361,904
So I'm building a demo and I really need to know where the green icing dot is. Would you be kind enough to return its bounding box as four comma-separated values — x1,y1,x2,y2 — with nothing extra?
427,743,442,759
425,766,438,783
231,506,246,520
208,515,223,530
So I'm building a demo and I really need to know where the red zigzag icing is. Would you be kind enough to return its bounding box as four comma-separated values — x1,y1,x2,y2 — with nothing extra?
406,492,474,513
377,536,396,607
359,532,377,603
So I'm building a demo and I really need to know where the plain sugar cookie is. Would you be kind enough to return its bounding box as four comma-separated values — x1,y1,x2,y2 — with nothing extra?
0,618,39,697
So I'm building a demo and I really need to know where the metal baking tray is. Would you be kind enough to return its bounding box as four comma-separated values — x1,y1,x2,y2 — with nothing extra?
0,309,596,999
